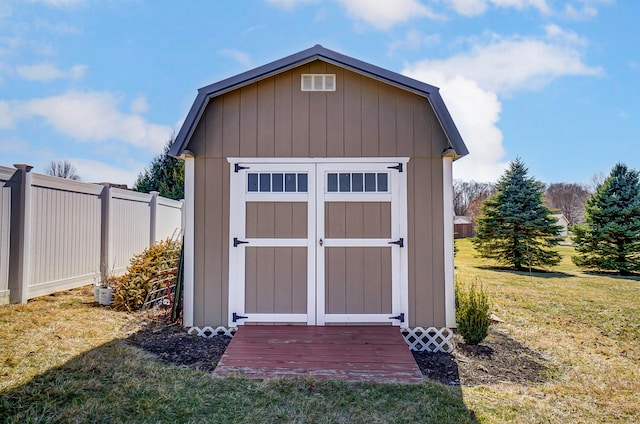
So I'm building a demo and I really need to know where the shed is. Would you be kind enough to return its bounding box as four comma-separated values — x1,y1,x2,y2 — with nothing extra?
454,216,475,239
551,213,570,237
170,45,468,337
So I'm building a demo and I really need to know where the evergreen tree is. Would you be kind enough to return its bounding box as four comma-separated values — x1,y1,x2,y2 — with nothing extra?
572,163,640,275
473,158,562,270
133,138,184,200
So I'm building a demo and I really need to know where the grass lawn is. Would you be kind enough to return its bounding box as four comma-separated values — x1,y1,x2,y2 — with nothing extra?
455,239,640,422
1,240,639,423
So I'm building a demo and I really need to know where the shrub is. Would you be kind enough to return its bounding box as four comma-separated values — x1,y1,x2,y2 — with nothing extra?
113,238,182,312
455,279,491,345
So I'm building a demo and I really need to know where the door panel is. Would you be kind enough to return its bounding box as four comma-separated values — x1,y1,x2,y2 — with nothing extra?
245,202,307,238
325,202,391,238
245,247,308,314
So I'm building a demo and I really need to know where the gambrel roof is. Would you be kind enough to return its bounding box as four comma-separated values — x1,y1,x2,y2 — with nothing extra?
170,44,468,158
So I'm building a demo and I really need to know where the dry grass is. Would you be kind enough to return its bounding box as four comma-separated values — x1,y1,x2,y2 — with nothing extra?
456,238,640,423
0,286,136,390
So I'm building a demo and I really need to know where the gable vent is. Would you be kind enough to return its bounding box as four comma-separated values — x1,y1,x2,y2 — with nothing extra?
301,74,336,91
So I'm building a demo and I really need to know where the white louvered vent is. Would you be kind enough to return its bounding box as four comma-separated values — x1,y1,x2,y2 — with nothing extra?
301,74,336,91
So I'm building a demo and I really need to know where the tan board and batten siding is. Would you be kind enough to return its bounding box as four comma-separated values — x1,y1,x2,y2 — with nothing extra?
188,60,449,328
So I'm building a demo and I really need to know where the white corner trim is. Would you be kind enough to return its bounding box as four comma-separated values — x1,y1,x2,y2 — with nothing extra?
183,154,195,327
442,155,456,328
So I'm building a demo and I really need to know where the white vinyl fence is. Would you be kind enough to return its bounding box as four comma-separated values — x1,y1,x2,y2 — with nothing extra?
0,164,183,304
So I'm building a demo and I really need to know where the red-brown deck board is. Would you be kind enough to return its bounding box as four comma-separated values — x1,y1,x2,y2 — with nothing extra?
214,325,423,383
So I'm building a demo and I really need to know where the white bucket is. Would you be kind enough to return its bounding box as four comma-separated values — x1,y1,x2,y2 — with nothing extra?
98,287,114,306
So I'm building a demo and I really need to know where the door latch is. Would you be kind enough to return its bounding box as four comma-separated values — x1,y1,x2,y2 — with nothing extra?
319,238,323,246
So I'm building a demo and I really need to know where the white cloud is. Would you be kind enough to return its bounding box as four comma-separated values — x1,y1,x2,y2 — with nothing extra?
387,29,440,55
335,0,442,29
70,157,145,187
16,63,86,82
403,25,603,181
405,69,508,182
403,28,602,95
446,0,489,16
219,49,252,67
15,91,171,150
130,96,149,114
444,0,550,16
0,101,14,129
491,0,550,13
564,3,597,19
562,0,612,20
265,0,320,9
446,0,614,18
25,0,88,7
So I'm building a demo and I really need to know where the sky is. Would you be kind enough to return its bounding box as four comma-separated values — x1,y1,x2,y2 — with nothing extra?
0,0,638,186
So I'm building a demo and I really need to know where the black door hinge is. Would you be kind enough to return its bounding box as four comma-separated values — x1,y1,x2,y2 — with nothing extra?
233,237,249,247
389,313,405,323
234,164,249,173
388,163,403,172
232,312,248,322
388,238,404,248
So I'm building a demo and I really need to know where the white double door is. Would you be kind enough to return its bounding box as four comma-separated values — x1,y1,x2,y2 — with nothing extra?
228,159,408,327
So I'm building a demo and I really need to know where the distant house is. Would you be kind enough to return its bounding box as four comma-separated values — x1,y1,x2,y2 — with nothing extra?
169,45,468,333
551,214,570,237
454,216,474,239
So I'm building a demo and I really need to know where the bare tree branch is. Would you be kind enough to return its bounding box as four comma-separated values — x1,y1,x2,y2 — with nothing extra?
45,160,81,181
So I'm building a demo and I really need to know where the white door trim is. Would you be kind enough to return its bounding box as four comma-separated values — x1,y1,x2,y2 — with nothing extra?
227,158,409,328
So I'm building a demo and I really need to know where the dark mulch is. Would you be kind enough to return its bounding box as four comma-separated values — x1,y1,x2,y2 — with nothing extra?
127,323,231,373
128,322,552,386
412,328,552,386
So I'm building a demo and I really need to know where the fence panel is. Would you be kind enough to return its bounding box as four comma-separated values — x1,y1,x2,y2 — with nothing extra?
0,167,13,303
109,189,152,275
0,164,184,303
28,175,103,298
156,197,183,242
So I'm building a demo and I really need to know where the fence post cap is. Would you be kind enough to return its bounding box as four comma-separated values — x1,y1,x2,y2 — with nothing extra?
13,164,33,172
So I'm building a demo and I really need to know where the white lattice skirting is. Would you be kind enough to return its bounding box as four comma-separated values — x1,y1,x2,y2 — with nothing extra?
402,327,454,353
188,325,454,353
188,326,236,338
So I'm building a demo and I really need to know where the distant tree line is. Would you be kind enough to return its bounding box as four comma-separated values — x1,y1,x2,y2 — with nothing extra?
454,180,589,225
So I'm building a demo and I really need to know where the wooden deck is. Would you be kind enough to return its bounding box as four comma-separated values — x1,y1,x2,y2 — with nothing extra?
214,325,423,383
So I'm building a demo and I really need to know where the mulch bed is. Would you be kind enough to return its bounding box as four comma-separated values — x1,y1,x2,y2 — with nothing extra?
127,322,552,386
412,328,551,386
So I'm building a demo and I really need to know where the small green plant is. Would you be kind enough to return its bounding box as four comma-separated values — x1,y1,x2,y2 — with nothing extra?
455,279,491,345
113,238,181,312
